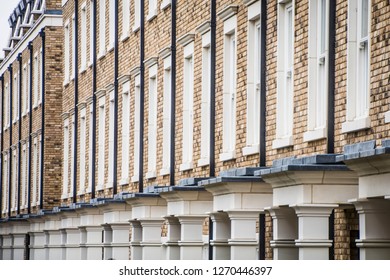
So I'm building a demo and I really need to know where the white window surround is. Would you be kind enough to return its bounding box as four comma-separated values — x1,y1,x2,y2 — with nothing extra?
121,0,131,41
71,14,76,80
4,83,9,130
37,134,42,205
107,86,115,188
38,48,43,105
196,21,211,167
160,49,171,176
89,0,94,66
87,100,94,193
33,51,39,108
147,0,158,21
97,90,106,190
22,64,28,116
11,148,17,212
178,34,195,171
80,2,87,73
108,0,115,50
273,0,294,149
304,0,329,142
64,20,70,85
131,73,141,182
21,143,27,209
160,0,171,10
342,0,371,133
13,72,19,123
218,6,238,162
119,75,131,185
98,0,106,58
32,137,39,203
2,154,8,214
78,106,87,195
133,0,140,32
146,61,158,179
70,113,75,197
243,0,261,156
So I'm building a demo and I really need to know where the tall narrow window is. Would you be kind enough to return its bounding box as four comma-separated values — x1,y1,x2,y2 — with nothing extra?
273,1,294,149
72,14,76,79
109,0,115,49
218,7,238,161
133,0,140,31
4,83,9,129
11,149,17,212
64,21,70,84
244,1,261,156
121,78,130,184
2,154,8,214
89,0,94,65
88,103,94,192
107,87,115,186
147,63,157,179
39,48,43,105
122,0,130,39
62,118,69,199
198,30,211,166
81,3,87,71
99,0,106,57
343,0,370,132
161,55,171,175
97,94,106,189
37,135,42,205
33,52,39,107
22,64,28,116
13,72,19,122
32,138,38,204
147,0,157,21
305,0,329,142
79,107,87,194
179,37,195,171
21,143,27,209
132,75,140,182
70,114,75,197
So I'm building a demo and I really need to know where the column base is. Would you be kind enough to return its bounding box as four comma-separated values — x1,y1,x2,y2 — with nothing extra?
357,239,390,260
270,240,298,260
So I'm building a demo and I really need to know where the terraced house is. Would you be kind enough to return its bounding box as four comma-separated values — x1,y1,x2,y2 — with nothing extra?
0,0,389,260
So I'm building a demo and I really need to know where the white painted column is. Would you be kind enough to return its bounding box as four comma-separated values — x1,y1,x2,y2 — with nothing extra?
293,204,336,260
227,210,261,260
1,235,13,260
353,199,390,260
140,219,164,260
111,223,131,260
29,231,46,260
129,220,142,260
64,228,82,259
163,216,180,260
102,224,113,260
177,215,207,260
45,229,63,260
210,212,230,260
268,207,298,260
12,233,27,260
79,226,103,260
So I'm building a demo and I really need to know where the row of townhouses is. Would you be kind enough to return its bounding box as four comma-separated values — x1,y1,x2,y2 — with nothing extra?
0,0,389,260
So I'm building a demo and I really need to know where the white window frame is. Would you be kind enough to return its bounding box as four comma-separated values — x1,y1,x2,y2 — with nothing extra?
71,14,76,80
64,20,70,84
62,118,69,199
180,41,195,171
2,153,8,214
88,103,94,193
132,74,140,182
243,1,261,156
146,63,158,179
273,0,294,149
304,0,329,142
160,0,171,10
121,0,130,41
13,72,19,123
37,134,42,205
108,0,115,50
33,52,39,107
21,143,27,209
343,0,371,131
107,87,115,187
89,0,95,66
97,94,106,189
220,12,237,161
80,2,87,72
98,0,106,58
120,78,130,185
160,55,171,175
22,63,28,116
4,83,9,130
147,0,158,21
11,149,17,212
79,107,87,194
32,137,39,204
133,0,140,32
39,48,43,105
70,114,75,197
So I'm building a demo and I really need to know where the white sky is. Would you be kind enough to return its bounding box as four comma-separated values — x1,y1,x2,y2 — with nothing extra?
0,0,22,59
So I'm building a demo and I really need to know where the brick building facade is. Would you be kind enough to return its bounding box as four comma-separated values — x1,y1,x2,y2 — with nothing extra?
0,0,389,260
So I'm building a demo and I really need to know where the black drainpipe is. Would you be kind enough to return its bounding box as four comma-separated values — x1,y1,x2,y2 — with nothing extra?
39,29,46,208
209,0,216,177
0,75,3,216
258,213,266,260
138,0,145,192
8,65,13,217
329,210,335,260
113,0,119,195
91,0,97,199
259,0,267,167
208,216,213,260
27,42,33,213
327,0,335,154
169,0,176,186
72,1,79,203
17,53,22,215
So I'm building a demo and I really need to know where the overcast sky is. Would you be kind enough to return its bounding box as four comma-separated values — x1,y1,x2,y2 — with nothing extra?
0,0,21,59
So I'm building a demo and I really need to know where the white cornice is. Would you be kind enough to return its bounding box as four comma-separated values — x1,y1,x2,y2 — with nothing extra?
217,5,239,21
196,21,211,35
144,56,159,68
118,74,131,84
95,89,107,99
177,32,196,47
158,47,171,59
130,66,140,77
242,0,259,6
